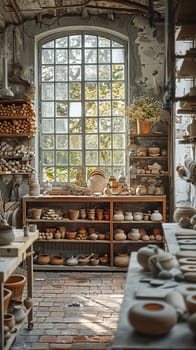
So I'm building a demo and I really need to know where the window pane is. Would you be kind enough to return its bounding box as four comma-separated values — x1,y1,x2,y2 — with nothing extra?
42,102,54,117
42,83,54,100
56,66,68,81
69,49,81,64
99,82,111,99
113,134,125,148
56,167,68,181
69,151,82,165
85,65,97,80
85,102,97,116
56,83,68,100
85,118,98,133
113,117,125,132
56,49,68,64
85,35,97,47
69,134,82,149
43,167,55,182
42,66,54,81
43,41,54,48
112,82,125,99
69,66,81,81
99,65,110,80
69,35,81,48
113,150,125,165
69,119,81,133
69,83,81,100
85,82,97,100
56,37,68,48
112,64,124,80
85,49,97,63
85,135,98,149
42,49,54,64
99,37,110,47
99,101,111,116
100,134,111,149
86,151,98,165
43,150,54,165
99,118,111,132
100,150,111,165
56,102,68,117
56,151,67,165
56,135,68,149
56,119,68,133
112,48,124,63
98,49,110,63
42,119,54,133
70,102,82,117
42,135,54,148
112,101,125,116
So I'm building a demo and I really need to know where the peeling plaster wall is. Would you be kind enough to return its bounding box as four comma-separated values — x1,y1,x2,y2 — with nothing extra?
0,14,165,225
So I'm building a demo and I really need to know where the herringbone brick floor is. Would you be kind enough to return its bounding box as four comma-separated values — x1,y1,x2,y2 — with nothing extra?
10,270,126,350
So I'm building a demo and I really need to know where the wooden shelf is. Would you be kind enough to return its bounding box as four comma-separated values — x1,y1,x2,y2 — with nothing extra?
177,56,196,78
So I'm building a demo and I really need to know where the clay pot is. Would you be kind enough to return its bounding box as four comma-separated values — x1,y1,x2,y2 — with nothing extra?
186,293,196,314
69,209,79,220
66,231,77,239
114,230,126,241
114,253,130,267
127,229,141,241
3,288,12,314
148,252,176,276
0,225,15,246
173,206,196,223
50,256,64,265
31,208,42,219
128,301,177,335
137,244,164,271
4,313,16,330
37,254,50,265
4,275,26,300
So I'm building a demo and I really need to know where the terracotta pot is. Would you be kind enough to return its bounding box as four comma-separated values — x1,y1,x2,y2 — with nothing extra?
50,256,64,265
4,274,26,300
3,288,12,314
136,120,152,135
128,301,177,335
4,313,15,330
69,209,79,220
37,254,50,265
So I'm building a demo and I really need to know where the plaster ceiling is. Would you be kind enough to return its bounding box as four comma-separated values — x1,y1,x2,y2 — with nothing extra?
0,0,167,30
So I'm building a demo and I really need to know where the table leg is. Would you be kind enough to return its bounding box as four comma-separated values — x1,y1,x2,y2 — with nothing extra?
0,282,4,349
26,245,33,329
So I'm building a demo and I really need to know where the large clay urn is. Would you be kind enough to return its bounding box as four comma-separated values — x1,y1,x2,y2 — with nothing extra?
0,225,15,245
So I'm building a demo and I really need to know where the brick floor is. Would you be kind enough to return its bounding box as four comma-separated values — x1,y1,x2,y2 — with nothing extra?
10,270,126,350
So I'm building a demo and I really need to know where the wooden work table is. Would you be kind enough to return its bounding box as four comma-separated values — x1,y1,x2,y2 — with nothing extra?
110,250,196,350
0,230,39,350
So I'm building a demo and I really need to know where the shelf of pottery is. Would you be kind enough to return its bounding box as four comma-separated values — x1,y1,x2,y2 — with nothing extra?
175,0,196,144
0,99,36,176
128,134,169,200
22,194,166,271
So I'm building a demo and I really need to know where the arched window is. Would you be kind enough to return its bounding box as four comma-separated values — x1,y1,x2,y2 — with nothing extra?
39,31,128,184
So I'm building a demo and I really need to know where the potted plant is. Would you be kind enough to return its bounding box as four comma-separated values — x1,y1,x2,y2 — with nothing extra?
126,97,162,134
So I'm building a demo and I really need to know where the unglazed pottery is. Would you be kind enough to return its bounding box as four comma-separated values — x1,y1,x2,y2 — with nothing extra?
148,252,176,275
114,253,130,267
137,244,164,271
127,301,177,335
0,225,15,245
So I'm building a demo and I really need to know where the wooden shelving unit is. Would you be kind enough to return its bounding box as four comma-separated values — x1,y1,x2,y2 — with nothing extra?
22,194,166,271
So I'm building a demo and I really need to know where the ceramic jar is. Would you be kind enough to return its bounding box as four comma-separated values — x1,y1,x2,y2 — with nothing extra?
114,229,126,241
127,301,177,335
150,210,163,222
50,256,64,265
124,211,133,221
127,229,141,241
29,179,40,196
12,305,26,323
37,254,50,265
113,210,124,221
0,225,15,246
137,244,164,271
133,211,143,221
114,253,130,267
173,206,196,223
148,252,176,275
